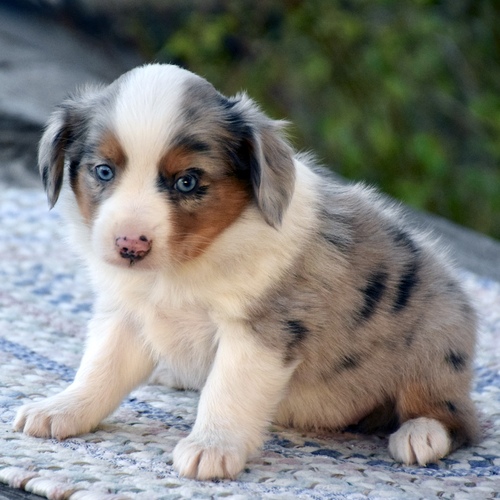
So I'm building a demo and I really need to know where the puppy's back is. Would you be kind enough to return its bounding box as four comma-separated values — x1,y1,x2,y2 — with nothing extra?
252,165,478,449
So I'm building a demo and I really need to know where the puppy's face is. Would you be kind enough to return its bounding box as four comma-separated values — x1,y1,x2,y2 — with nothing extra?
39,64,295,269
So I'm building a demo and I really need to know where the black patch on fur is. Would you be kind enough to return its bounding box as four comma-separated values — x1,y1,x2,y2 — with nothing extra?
68,160,80,192
285,320,309,348
190,185,209,201
445,351,468,371
217,95,250,136
359,271,388,321
210,96,256,181
225,122,255,175
52,167,64,201
216,93,238,111
50,129,65,163
174,134,210,153
445,401,458,413
389,227,421,312
393,261,419,312
216,100,260,181
233,133,258,181
335,354,360,373
52,117,77,159
41,165,49,190
391,227,419,255
156,173,171,193
346,399,399,434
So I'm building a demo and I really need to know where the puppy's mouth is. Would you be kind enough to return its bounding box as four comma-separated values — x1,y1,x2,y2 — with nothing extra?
104,252,156,270
119,247,151,266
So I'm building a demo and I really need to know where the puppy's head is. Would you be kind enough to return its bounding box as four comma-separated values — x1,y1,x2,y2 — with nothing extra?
39,64,295,268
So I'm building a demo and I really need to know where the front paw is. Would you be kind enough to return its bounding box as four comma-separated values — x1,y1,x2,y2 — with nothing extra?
13,395,95,440
173,435,247,480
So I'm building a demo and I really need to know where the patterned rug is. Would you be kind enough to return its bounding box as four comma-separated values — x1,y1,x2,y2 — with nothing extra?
1,188,500,500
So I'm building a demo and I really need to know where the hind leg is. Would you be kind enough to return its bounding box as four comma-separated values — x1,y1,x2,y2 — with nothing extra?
389,381,479,465
389,417,450,465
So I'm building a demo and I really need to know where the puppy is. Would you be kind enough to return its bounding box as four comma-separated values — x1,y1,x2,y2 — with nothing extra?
14,63,479,480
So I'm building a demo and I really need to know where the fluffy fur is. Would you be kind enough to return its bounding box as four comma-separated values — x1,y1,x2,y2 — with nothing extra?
14,63,479,480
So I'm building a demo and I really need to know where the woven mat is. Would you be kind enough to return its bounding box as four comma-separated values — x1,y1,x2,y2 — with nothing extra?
1,188,500,500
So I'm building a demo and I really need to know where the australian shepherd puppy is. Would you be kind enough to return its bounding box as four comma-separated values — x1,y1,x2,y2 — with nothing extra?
14,63,479,480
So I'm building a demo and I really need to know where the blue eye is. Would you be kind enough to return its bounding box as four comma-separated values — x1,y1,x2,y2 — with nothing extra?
95,164,114,182
175,174,198,194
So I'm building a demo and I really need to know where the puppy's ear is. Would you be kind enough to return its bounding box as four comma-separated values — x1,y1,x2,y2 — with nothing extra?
227,95,296,228
39,86,101,208
38,103,76,208
248,119,296,228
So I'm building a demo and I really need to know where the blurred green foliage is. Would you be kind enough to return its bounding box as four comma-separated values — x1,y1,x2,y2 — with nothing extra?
127,0,500,238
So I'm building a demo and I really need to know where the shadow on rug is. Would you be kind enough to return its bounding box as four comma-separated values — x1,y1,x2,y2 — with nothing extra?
1,189,499,499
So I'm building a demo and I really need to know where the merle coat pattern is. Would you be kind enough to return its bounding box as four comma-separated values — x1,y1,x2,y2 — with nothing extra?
14,64,478,480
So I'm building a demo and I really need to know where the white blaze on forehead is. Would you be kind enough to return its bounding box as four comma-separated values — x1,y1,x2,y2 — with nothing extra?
89,65,203,266
112,64,198,170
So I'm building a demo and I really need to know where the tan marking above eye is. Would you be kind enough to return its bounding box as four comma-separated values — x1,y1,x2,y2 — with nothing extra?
98,131,127,169
159,145,200,179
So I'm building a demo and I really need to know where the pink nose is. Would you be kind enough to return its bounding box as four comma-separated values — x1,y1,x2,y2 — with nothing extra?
115,235,152,263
